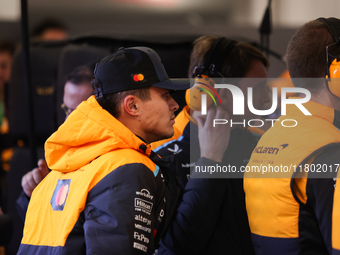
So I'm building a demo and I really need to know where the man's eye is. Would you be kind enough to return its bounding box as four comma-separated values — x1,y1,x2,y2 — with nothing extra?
163,92,170,97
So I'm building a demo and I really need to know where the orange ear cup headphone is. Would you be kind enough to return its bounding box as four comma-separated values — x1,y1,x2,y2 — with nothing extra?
326,57,340,98
185,37,237,111
318,18,340,98
185,75,217,111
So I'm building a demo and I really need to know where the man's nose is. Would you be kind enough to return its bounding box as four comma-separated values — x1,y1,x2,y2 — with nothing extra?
169,96,179,112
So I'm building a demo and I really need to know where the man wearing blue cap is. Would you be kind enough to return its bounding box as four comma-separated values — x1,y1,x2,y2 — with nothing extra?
17,47,189,255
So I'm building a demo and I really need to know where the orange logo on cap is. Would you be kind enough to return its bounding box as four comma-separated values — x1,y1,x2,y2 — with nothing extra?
133,74,144,82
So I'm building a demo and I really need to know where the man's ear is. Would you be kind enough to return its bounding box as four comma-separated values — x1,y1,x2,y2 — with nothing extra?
123,95,139,116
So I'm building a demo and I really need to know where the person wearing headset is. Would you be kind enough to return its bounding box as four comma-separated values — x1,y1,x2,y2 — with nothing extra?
156,35,270,255
244,18,340,255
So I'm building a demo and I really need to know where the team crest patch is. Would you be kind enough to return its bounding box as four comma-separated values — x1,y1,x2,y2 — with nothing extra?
50,179,71,211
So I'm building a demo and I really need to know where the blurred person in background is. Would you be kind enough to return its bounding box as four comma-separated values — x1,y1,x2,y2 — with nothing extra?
31,18,69,41
0,40,15,114
0,39,16,255
0,41,16,204
16,65,94,217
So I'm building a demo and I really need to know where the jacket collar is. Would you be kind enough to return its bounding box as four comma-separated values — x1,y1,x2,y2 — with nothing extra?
45,96,151,172
287,98,338,126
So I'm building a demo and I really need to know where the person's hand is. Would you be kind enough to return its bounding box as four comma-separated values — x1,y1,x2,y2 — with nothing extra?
195,106,230,162
21,159,49,197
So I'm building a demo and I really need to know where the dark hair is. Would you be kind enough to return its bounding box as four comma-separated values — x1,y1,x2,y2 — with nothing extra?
67,65,93,87
32,18,68,37
0,41,16,56
286,20,340,92
91,78,151,119
188,35,269,78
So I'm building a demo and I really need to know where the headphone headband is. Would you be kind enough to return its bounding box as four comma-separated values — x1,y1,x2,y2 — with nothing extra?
317,17,340,44
194,37,237,77
317,17,340,98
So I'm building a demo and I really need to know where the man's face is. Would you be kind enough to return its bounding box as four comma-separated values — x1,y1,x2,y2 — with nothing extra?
226,59,270,122
63,81,93,120
0,51,13,90
137,87,179,143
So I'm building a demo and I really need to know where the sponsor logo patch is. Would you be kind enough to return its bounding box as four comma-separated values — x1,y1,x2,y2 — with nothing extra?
167,144,182,154
135,198,153,213
253,144,289,155
50,179,71,211
133,242,148,252
136,188,154,200
132,73,145,82
135,214,152,225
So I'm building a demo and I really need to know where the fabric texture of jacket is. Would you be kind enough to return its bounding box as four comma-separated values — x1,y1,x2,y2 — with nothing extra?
332,157,340,255
17,96,180,255
244,99,340,255
155,122,262,255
